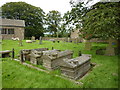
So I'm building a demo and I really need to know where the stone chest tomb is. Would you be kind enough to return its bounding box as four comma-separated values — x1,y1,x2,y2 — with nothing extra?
19,48,48,62
42,50,73,70
59,54,91,80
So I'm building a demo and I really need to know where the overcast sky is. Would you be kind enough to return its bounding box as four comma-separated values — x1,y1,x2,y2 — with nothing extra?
0,0,72,15
0,0,101,14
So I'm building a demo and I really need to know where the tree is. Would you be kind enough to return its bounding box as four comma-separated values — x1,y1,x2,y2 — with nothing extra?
45,10,61,37
2,2,45,38
82,2,120,40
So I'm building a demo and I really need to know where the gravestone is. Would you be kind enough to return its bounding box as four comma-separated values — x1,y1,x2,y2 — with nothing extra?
105,38,116,56
84,40,92,50
19,40,23,46
31,36,36,42
68,38,70,42
39,36,42,44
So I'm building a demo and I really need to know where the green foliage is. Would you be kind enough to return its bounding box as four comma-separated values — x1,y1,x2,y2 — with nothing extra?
68,1,120,40
82,2,120,40
45,10,61,37
2,2,45,38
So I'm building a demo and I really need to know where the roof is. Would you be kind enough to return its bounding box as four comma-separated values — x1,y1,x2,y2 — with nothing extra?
0,18,25,27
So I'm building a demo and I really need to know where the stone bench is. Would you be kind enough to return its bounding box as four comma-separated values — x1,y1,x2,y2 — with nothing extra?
59,54,91,80
0,50,12,58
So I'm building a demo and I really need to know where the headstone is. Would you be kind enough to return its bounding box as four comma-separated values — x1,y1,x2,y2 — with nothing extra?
31,36,35,40
68,38,70,42
31,36,36,42
84,40,92,50
19,40,23,46
39,36,42,44
105,38,115,56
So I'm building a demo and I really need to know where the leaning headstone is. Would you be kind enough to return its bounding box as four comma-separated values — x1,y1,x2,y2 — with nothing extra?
84,40,92,50
39,36,42,44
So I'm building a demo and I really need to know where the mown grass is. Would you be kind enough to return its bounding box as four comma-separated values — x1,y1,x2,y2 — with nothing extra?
1,40,118,88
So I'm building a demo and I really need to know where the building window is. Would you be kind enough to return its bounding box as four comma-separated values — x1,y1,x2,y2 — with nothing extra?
1,28,14,34
8,28,14,34
1,28,7,34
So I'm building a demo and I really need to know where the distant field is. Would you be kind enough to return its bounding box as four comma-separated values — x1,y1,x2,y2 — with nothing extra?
1,40,118,88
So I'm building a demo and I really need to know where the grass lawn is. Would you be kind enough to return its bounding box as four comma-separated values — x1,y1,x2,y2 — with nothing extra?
1,40,118,88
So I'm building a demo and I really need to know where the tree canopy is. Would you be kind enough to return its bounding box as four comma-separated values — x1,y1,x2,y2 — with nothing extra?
82,2,120,40
2,2,45,38
68,1,120,40
45,10,61,37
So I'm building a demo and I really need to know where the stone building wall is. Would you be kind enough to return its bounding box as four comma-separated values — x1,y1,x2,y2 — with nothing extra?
0,19,25,40
2,26,24,40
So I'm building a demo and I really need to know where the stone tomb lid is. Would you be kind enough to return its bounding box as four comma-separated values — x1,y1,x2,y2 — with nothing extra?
0,50,12,54
60,54,91,68
57,50,73,58
42,50,60,60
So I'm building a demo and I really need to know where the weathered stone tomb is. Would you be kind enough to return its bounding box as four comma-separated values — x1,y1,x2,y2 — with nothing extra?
59,54,91,80
42,50,73,70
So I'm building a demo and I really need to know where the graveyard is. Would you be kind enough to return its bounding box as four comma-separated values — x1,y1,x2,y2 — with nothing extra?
1,40,118,88
0,1,119,89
